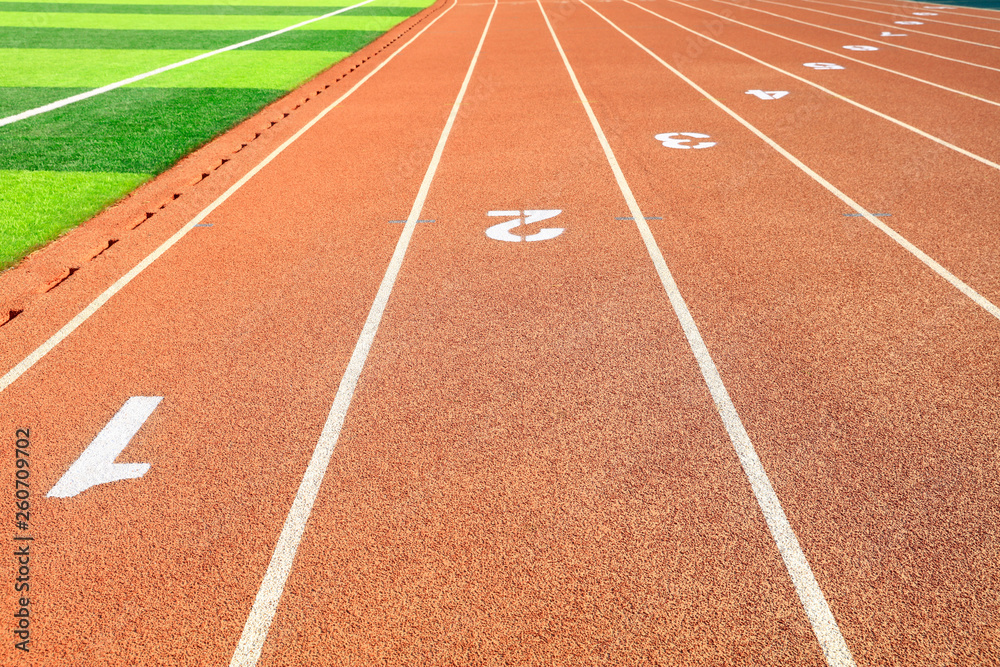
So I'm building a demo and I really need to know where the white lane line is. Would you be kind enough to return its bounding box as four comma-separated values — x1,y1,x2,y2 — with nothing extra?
0,0,457,397
799,0,1000,33
624,0,1000,172
694,0,1000,79
847,0,1000,20
749,0,1000,49
611,0,1000,324
0,0,379,128
228,1,498,664
538,1,858,665
47,396,161,498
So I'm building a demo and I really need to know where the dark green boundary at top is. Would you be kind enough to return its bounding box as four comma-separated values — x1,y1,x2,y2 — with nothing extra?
0,3,418,15
912,0,1000,7
0,26,389,49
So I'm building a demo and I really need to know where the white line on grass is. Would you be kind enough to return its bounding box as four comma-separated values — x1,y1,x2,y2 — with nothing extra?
0,0,456,396
624,0,1000,172
609,0,1000,322
0,0,378,128
537,1,858,664
228,1,498,664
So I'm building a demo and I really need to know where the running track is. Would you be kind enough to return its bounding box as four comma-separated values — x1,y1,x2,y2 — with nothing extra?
1,0,998,663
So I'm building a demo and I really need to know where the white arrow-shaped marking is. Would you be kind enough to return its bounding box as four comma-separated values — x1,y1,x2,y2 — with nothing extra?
48,396,161,498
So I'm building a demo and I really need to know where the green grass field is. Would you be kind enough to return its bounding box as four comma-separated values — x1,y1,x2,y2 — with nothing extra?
0,0,433,269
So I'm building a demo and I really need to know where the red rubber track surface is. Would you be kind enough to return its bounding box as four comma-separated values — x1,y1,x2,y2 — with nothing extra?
0,0,997,664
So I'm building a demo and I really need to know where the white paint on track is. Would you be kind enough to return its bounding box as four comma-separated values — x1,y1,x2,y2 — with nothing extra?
0,1,456,396
750,0,1000,49
228,0,498,664
47,396,161,498
610,0,1000,323
799,0,1000,33
623,0,1000,172
0,0,378,128
845,0,1000,21
693,0,1000,80
538,1,858,665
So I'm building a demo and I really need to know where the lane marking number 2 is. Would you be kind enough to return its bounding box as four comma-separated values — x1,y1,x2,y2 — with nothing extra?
655,132,716,149
746,90,788,100
843,45,879,51
48,396,162,498
881,31,907,36
486,210,564,242
804,62,845,70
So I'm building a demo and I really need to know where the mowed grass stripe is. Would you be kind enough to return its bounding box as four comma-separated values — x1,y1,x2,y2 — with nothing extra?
0,3,417,14
0,12,404,29
1,87,284,172
0,85,91,116
0,169,150,268
0,27,383,50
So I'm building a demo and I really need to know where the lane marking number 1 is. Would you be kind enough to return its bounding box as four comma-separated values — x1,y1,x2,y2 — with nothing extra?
746,90,788,100
48,396,162,498
486,210,564,242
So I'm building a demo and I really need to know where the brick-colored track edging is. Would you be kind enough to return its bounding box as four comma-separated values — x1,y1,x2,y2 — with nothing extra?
0,0,448,330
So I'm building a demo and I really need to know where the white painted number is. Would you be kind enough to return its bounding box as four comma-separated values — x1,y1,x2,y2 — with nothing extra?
48,396,162,498
894,20,924,24
843,45,879,51
912,11,938,15
486,210,564,243
880,31,907,36
655,132,716,149
804,62,845,70
746,89,789,100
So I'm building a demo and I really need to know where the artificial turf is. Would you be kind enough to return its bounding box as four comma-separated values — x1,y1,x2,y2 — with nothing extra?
0,10,407,29
0,170,151,267
1,87,287,173
2,49,351,90
0,3,419,14
0,0,433,270
0,27,388,49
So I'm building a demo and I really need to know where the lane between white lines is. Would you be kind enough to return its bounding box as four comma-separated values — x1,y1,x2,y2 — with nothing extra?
799,0,1000,34
0,1,456,397
537,1,858,665
0,0,379,128
695,0,1000,79
622,1,1000,172
750,0,1000,49
607,0,1000,323
842,0,1000,22
227,0,498,664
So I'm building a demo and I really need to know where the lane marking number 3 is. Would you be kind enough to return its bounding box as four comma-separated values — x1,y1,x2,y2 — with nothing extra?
655,132,716,149
486,210,564,242
746,90,788,100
